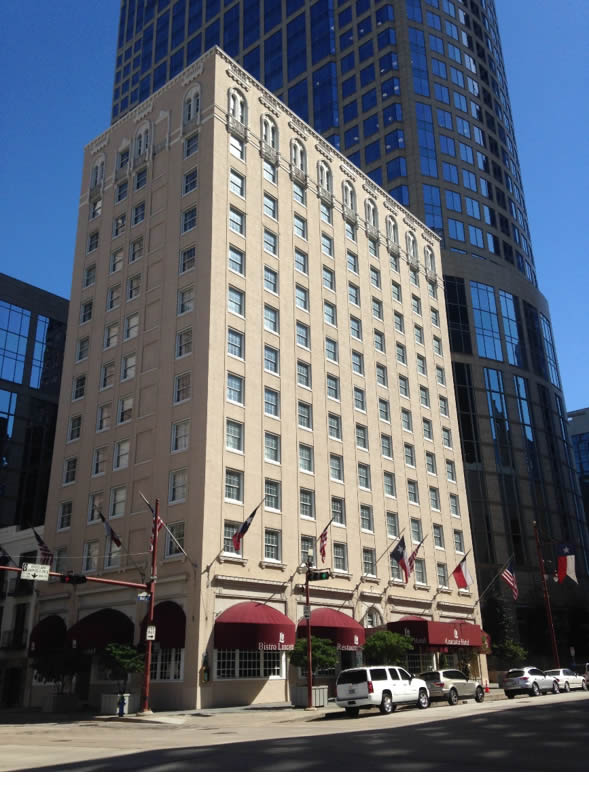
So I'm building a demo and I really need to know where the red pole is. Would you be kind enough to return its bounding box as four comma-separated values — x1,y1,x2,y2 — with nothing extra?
140,498,160,713
306,558,313,709
533,520,560,668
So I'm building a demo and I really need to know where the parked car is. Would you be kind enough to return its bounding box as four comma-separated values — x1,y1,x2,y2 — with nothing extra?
418,668,485,705
545,668,587,692
503,666,560,698
336,666,430,717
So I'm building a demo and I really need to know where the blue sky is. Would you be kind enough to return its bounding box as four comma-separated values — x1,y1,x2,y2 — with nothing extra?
0,0,587,409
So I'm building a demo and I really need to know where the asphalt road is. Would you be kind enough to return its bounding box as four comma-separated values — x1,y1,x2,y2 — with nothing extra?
2,693,588,771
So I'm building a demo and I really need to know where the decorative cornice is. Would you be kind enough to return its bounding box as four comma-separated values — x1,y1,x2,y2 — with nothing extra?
89,134,110,155
131,101,153,123
259,94,281,118
339,164,356,180
182,62,203,85
226,65,250,91
288,118,308,140
315,141,333,162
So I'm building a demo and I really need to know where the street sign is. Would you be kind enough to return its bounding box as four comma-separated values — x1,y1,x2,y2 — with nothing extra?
303,605,311,620
146,625,156,641
20,563,50,582
137,592,150,601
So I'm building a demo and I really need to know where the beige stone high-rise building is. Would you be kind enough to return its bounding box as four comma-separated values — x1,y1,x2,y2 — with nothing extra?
35,48,485,711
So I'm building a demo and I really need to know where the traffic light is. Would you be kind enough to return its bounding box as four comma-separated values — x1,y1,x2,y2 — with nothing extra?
308,569,330,581
60,573,87,585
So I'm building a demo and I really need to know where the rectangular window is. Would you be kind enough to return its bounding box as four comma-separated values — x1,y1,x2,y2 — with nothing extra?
229,207,245,235
298,401,313,429
426,452,437,474
227,373,244,404
183,168,198,194
72,375,86,400
177,287,194,314
225,469,243,502
263,193,278,219
408,480,419,505
430,486,441,510
110,485,127,518
299,443,314,473
347,251,359,273
351,351,364,375
229,169,245,197
297,360,311,387
132,202,145,225
328,413,342,439
384,471,396,497
353,387,366,411
264,432,281,463
294,249,308,274
329,453,344,481
325,337,338,362
324,301,337,326
296,322,310,348
263,229,278,255
379,398,390,421
58,501,72,530
358,463,371,490
228,286,245,315
293,214,307,239
363,548,376,577
300,488,315,518
227,328,244,358
171,420,190,452
130,237,144,262
264,387,280,417
185,134,199,157
182,207,197,233
228,246,244,275
107,248,122,274
264,345,280,374
415,558,427,585
333,543,348,572
96,404,111,432
356,424,368,449
169,469,188,503
433,524,445,549
321,234,334,256
264,305,279,333
301,536,316,566
264,266,279,293
114,439,130,470
83,542,99,573
295,285,309,310
265,480,281,511
226,419,244,452
107,285,121,311
424,418,434,440
174,372,191,403
454,529,465,553
450,494,460,516
322,266,335,290
165,522,185,559
124,312,139,340
360,507,374,535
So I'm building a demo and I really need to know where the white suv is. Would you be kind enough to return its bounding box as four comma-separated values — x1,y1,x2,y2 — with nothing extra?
336,666,430,717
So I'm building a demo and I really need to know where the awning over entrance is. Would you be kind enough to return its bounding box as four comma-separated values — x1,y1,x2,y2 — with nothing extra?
67,609,134,651
297,608,366,651
29,615,66,654
214,602,295,650
140,601,186,648
388,618,483,648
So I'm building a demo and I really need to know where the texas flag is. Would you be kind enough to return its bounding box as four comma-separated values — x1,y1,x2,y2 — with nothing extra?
391,536,410,583
452,555,474,589
557,543,578,584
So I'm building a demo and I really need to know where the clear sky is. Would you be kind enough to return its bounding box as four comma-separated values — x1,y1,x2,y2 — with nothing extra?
1,1,587,409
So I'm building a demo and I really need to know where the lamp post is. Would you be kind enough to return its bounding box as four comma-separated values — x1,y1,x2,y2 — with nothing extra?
140,497,160,713
306,548,313,710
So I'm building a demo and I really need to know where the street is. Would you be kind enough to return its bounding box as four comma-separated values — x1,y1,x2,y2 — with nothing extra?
0,692,587,771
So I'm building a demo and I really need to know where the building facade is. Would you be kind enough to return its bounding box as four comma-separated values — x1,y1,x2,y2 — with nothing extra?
569,409,589,540
108,0,588,654
36,49,486,711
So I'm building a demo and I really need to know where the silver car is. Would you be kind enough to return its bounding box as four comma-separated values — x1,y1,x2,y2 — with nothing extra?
545,668,587,692
503,666,560,698
419,669,485,705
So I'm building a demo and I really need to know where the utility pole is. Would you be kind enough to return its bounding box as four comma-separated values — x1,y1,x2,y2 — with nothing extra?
305,549,313,710
533,520,560,668
140,497,160,713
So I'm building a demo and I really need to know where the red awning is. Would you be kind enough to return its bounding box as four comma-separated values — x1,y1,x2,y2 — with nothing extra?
140,601,186,648
297,608,366,651
388,618,483,648
67,609,134,651
29,615,67,654
214,602,295,650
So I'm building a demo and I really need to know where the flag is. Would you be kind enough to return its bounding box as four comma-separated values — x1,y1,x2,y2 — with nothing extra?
232,501,263,553
140,493,165,552
391,536,409,583
452,555,474,589
408,537,425,578
318,520,332,563
98,511,121,548
557,543,577,584
32,529,53,566
501,558,519,600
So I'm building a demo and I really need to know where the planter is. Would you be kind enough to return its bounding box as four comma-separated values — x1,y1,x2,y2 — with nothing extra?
291,685,328,708
41,693,82,713
100,693,139,716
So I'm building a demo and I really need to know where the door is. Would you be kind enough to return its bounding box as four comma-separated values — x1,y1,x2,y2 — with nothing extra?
387,667,406,701
397,667,415,701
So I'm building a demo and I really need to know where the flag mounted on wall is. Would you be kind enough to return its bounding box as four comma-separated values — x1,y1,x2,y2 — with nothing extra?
391,536,409,583
452,555,474,589
557,543,577,584
501,558,519,600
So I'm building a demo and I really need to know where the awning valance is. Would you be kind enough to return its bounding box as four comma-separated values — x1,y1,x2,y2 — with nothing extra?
388,618,483,648
297,608,365,651
140,601,186,648
29,615,66,654
67,609,134,651
214,602,295,650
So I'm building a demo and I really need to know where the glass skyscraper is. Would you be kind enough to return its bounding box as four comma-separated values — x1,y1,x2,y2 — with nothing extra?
110,0,587,654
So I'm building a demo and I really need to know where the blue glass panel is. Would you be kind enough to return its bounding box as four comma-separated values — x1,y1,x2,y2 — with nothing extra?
387,157,407,179
382,103,402,125
470,282,503,361
265,0,282,33
243,46,260,80
368,167,383,185
348,151,361,167
264,30,283,91
361,88,377,112
288,79,309,123
205,19,220,49
343,101,358,122
243,0,260,48
360,64,375,86
153,62,167,90
365,141,381,165
188,0,203,34
172,0,187,49
223,5,240,56
155,11,170,63
342,75,356,97
344,126,359,148
206,0,220,21
341,52,355,74
415,102,437,177
141,24,154,74
287,14,307,81
363,114,379,137
311,0,336,65
313,62,339,132
390,185,409,205
187,33,202,63
170,47,185,77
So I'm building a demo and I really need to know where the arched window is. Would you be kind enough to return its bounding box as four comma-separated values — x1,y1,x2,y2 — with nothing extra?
318,160,332,192
261,115,278,150
424,245,436,273
364,608,382,628
386,217,399,244
183,86,201,124
228,88,247,124
135,124,150,158
342,181,356,211
406,231,417,260
90,156,105,190
365,199,378,229
291,139,306,172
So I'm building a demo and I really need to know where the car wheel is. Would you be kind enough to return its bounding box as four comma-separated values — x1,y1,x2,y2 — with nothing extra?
581,679,587,691
345,707,360,718
505,691,515,699
379,693,394,715
417,689,430,709
552,681,560,694
448,688,459,706
530,682,540,697
564,681,570,693
475,686,484,703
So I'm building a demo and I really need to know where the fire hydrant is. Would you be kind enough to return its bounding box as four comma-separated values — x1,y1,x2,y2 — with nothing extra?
117,694,126,717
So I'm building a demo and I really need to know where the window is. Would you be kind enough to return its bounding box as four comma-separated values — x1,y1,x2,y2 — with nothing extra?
88,232,99,253
265,479,281,511
351,351,364,375
328,413,341,439
264,432,281,463
404,443,415,467
408,480,419,505
124,313,139,340
229,169,245,197
396,343,407,364
72,374,86,400
135,168,147,190
348,283,360,307
229,206,245,235
83,266,96,288
376,364,388,387
394,312,404,333
296,322,310,349
83,541,99,573
80,300,93,324
263,193,278,219
96,403,112,432
107,285,121,311
326,375,340,400
130,237,144,262
419,386,430,408
225,469,243,502
299,443,314,473
264,160,277,184
293,214,307,239
293,181,306,205
264,266,278,294
76,337,89,362
321,233,334,257
401,409,412,432
182,168,198,195
433,524,445,549
329,454,344,481
356,424,368,449
415,559,427,585
227,328,244,358
331,497,345,526
433,336,443,356
110,249,123,274
301,536,316,567
417,355,427,376
132,202,145,225
295,285,309,311
430,487,441,510
437,562,448,588
325,337,338,362
450,494,460,516
442,427,452,447
171,420,190,452
263,530,281,562
363,548,376,577
174,372,191,403
227,373,244,404
264,305,279,333
391,282,402,303
117,395,133,423
454,529,465,553
88,492,103,523
436,366,446,385
228,246,244,275
297,360,311,387
384,471,396,497
414,325,424,345
354,387,366,411
426,452,437,474
229,134,244,160
68,414,82,442
320,202,332,225
264,345,280,374
374,330,385,352
446,460,456,482
347,251,359,274
324,301,337,326
300,489,315,518
169,469,188,503
58,501,72,530
264,388,280,418
423,419,433,440
165,521,185,559
381,434,393,459
379,398,390,421
263,229,278,255
226,419,243,452
177,287,194,314
333,543,348,572
298,401,312,429
63,457,77,485
350,316,362,340
110,486,127,518
358,463,371,490
439,396,449,417
228,287,245,316
294,249,308,274
323,266,335,291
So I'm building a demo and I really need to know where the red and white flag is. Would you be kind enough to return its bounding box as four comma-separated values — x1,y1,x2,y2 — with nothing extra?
319,526,329,563
232,500,264,553
452,555,474,589
557,543,577,584
32,529,53,566
408,538,425,578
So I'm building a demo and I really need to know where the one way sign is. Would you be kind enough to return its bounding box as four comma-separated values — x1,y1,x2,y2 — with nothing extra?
20,563,50,581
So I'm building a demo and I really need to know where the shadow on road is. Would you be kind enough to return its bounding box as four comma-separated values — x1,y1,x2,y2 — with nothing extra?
25,700,588,772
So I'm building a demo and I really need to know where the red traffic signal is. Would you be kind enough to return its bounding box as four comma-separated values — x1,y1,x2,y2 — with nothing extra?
60,573,87,585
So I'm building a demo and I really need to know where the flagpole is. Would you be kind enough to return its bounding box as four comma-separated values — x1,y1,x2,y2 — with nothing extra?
533,520,560,668
473,552,516,608
140,497,160,713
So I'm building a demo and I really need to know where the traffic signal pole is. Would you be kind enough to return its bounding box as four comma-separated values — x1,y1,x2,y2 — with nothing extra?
0,565,147,591
533,520,560,668
305,557,313,710
140,497,160,714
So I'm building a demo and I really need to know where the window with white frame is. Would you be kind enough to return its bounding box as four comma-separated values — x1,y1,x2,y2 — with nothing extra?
114,439,130,470
110,486,127,517
151,647,185,681
423,418,434,440
329,453,343,481
124,312,139,340
68,415,82,442
328,412,341,439
264,479,281,510
333,542,348,572
107,285,121,311
408,480,419,505
264,529,281,562
454,529,465,553
227,372,244,404
360,505,374,532
264,387,280,417
386,511,399,538
181,246,196,273
363,548,377,576
229,134,244,160
426,451,437,474
223,521,240,554
264,304,279,333
415,559,427,585
72,375,86,400
184,87,200,123
174,372,191,403
227,328,244,358
264,345,280,374
225,469,243,502
433,524,445,549
264,432,281,463
172,420,190,452
176,328,192,359
229,169,245,197
378,398,390,421
165,521,185,559
58,501,72,530
291,139,306,171
384,471,396,497
169,469,187,503
83,265,96,288
96,404,111,432
177,287,194,315
130,237,144,262
104,537,121,569
429,486,441,510
298,401,312,429
299,488,315,518
331,497,345,525
80,300,93,324
411,517,423,543
295,284,309,310
381,433,393,458
297,360,311,387
299,443,314,473
83,541,99,573
450,494,460,516
358,463,371,490
118,395,133,423
110,248,123,273
297,322,310,349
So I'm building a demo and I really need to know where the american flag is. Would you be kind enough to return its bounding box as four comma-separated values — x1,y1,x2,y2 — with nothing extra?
32,529,53,566
501,558,519,600
319,524,329,564
98,511,121,548
408,538,425,578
